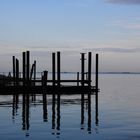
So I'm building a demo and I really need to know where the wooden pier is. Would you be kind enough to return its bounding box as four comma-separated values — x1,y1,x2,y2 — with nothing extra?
0,51,99,94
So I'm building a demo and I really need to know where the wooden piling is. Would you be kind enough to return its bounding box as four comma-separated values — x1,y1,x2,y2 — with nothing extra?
26,51,30,83
16,59,19,86
22,52,26,86
88,52,92,87
95,54,98,90
57,52,60,87
52,53,56,86
34,60,36,86
81,53,85,86
12,56,16,86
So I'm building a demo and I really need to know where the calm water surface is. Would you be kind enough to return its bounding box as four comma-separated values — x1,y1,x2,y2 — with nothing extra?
0,74,140,140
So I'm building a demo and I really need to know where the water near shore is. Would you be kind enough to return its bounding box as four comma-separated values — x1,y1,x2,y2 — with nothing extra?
0,74,140,140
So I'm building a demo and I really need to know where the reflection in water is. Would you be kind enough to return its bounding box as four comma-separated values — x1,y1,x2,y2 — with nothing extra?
12,94,19,119
9,91,99,137
22,94,30,137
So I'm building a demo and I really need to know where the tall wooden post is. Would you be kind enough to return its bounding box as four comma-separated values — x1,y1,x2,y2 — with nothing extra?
12,56,16,86
26,51,30,86
52,53,56,86
57,52,60,87
81,53,85,87
26,51,30,82
22,52,26,86
34,60,36,86
95,54,98,90
88,52,92,87
16,59,19,86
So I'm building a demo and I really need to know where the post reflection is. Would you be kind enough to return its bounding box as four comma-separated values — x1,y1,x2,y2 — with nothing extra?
42,93,48,122
52,92,61,136
22,94,30,136
12,94,19,119
80,91,99,132
10,91,98,137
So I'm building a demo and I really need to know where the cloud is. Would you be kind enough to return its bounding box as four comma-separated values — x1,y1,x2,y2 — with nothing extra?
105,0,140,4
84,47,140,53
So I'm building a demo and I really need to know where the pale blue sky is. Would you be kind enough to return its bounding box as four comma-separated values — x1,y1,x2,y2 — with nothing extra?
0,0,140,72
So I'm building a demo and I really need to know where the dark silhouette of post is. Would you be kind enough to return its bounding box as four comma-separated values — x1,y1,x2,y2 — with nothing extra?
22,52,26,86
26,51,30,85
34,60,36,86
81,53,85,128
52,53,56,86
12,56,16,86
16,59,19,86
81,53,85,86
96,54,98,90
88,52,92,87
57,52,60,87
44,71,48,86
42,71,48,88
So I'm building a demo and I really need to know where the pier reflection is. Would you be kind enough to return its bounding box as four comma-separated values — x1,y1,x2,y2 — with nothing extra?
4,91,99,137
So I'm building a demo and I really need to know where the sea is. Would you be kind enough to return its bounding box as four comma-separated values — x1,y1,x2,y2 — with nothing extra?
0,74,140,140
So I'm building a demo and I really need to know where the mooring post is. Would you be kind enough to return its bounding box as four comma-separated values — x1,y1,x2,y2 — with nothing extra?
26,51,30,86
57,51,61,87
22,52,26,86
88,52,92,87
81,53,85,87
95,54,98,90
34,60,36,86
52,53,56,86
16,59,19,86
12,56,16,86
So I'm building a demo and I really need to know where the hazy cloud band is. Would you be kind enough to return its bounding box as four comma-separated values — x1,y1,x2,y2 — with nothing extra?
106,0,140,4
84,47,140,53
